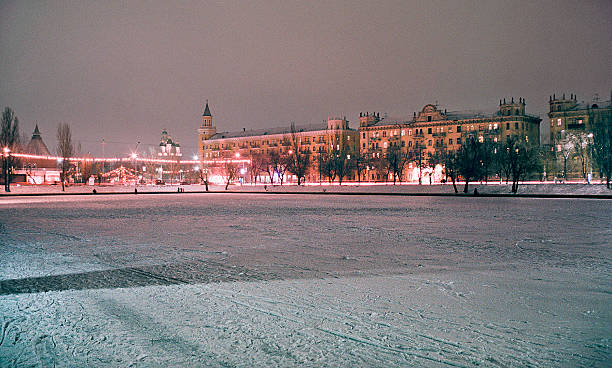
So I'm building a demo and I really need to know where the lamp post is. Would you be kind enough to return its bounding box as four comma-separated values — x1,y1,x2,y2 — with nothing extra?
3,146,11,192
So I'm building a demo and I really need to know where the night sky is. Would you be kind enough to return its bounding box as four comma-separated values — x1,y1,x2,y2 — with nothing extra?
1,1,611,156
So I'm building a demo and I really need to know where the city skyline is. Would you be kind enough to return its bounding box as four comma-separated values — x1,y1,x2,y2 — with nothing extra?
1,1,611,156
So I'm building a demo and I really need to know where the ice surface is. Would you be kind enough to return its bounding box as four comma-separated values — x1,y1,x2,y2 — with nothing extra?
1,194,611,366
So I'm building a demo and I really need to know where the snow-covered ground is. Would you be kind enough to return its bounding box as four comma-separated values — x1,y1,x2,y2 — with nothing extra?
3,181,612,196
1,194,611,366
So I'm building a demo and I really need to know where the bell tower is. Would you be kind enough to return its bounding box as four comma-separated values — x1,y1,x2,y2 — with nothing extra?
198,100,217,161
200,100,216,138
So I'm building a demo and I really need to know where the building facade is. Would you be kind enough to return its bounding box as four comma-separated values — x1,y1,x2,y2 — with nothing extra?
548,93,612,142
197,98,541,184
546,92,612,180
197,101,360,183
358,99,541,181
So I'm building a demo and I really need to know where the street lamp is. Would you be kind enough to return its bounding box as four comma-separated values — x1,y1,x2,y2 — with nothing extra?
2,147,10,192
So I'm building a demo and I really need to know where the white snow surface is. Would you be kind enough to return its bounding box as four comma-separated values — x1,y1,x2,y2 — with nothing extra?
1,194,611,367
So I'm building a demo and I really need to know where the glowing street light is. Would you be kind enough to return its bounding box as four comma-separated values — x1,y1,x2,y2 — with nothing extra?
235,152,240,158
288,150,293,154
193,155,199,160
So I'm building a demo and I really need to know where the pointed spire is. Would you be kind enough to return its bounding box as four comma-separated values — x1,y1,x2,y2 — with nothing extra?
33,123,41,137
203,99,212,117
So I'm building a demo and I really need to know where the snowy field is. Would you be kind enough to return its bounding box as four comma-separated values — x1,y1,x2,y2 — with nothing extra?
1,194,611,367
3,182,612,196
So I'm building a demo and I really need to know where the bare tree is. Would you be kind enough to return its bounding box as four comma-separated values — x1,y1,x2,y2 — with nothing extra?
410,141,427,185
441,149,459,193
57,123,74,191
572,132,592,181
1,107,20,192
506,139,541,193
248,152,265,184
493,141,512,184
319,148,337,183
456,135,484,193
264,150,289,185
224,161,239,190
428,145,446,185
384,145,410,184
286,124,311,185
591,113,612,188
80,154,99,184
334,145,353,185
353,150,369,184
553,131,575,181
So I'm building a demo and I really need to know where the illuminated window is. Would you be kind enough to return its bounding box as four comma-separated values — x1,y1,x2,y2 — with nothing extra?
401,130,405,136
488,124,492,130
493,123,498,129
525,136,529,142
383,142,387,149
557,119,562,126
578,119,583,124
409,129,412,135
478,136,483,143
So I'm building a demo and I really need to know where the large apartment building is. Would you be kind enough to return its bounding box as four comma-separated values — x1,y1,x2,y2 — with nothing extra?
358,99,541,181
197,101,359,183
197,98,541,183
548,93,612,143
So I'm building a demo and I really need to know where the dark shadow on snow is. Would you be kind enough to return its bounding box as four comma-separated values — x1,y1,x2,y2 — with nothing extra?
0,260,288,296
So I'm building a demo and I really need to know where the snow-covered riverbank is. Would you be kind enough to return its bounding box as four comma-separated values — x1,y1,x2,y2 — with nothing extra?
1,194,610,366
2,182,611,196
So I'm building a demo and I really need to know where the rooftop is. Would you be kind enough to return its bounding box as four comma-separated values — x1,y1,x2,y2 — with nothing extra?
209,122,334,140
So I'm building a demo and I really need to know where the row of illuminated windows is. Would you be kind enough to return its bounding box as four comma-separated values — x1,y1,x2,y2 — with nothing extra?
551,118,583,127
360,122,535,140
205,134,357,150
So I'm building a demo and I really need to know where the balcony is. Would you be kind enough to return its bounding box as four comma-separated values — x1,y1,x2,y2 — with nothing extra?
567,123,585,130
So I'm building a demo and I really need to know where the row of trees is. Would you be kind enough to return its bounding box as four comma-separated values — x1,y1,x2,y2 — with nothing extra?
549,122,612,188
232,131,543,193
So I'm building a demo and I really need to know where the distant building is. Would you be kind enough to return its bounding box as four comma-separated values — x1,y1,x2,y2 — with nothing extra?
197,101,360,183
158,129,182,157
548,93,612,143
25,124,51,157
196,98,540,184
546,92,611,180
16,125,60,183
358,99,541,181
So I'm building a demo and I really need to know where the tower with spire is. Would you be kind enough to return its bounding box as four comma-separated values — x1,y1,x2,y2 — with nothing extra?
198,100,217,161
199,100,216,138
